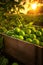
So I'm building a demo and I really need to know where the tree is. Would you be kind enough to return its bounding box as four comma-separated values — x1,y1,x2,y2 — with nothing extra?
0,0,24,14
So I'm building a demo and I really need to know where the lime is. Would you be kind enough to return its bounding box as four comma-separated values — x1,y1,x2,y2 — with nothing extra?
39,28,43,32
12,63,18,65
2,58,8,65
32,39,40,45
12,35,19,38
11,35,15,38
26,29,31,34
26,38,32,43
36,31,42,36
40,28,43,35
18,35,24,40
14,35,19,38
6,30,14,36
41,28,43,32
29,34,36,39
19,30,25,36
14,27,20,34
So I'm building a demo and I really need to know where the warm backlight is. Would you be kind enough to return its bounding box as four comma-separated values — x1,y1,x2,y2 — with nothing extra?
20,1,43,14
31,3,37,10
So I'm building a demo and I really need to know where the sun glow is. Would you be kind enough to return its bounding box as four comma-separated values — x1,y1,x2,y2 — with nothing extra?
20,2,30,14
20,1,43,14
31,3,37,10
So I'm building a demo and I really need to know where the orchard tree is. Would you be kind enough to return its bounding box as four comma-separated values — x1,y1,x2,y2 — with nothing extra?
0,0,24,14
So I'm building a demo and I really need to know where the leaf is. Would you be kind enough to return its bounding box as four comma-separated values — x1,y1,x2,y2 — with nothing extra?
28,22,34,26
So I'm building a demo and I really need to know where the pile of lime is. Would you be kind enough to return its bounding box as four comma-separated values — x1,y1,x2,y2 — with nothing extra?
6,26,43,46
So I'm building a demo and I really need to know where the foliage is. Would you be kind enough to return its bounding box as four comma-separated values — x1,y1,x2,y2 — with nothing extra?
0,13,43,32
0,35,3,49
0,0,24,14
0,0,43,32
0,56,8,65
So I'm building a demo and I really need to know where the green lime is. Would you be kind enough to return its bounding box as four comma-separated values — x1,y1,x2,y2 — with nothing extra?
32,39,40,45
14,27,20,34
18,35,24,40
36,31,42,36
26,38,32,43
40,28,43,35
26,29,31,34
2,58,8,65
19,30,25,36
14,35,19,38
12,63,18,65
6,30,14,36
41,28,43,32
29,34,36,39
12,35,19,38
11,35,15,38
39,28,43,32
